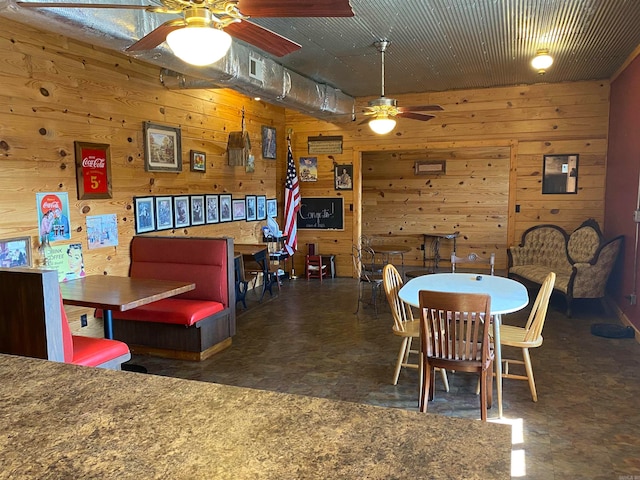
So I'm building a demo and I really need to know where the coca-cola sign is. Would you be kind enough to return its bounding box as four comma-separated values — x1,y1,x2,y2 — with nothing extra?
74,142,112,200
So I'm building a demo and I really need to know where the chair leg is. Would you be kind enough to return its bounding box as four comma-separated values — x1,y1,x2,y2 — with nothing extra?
479,370,488,421
393,338,409,385
487,362,493,410
522,348,538,402
419,356,430,412
439,368,450,392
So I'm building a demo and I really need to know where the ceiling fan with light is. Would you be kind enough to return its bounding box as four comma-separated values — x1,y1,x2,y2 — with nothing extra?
363,40,443,135
16,0,354,66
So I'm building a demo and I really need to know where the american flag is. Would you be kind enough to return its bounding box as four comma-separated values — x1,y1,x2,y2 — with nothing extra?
283,142,300,255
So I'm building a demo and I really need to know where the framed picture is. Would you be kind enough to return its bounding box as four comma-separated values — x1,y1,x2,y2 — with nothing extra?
300,157,318,182
542,154,579,194
266,198,277,218
154,196,174,231
335,164,353,190
232,199,246,221
173,195,190,228
0,236,32,268
144,122,182,172
246,195,257,221
190,150,206,172
257,195,267,220
134,196,155,234
262,126,276,159
220,194,232,222
74,141,112,199
191,195,205,225
205,194,219,224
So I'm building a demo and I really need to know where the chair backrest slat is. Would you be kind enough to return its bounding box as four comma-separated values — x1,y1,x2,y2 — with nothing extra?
383,264,413,332
524,272,556,342
451,252,495,275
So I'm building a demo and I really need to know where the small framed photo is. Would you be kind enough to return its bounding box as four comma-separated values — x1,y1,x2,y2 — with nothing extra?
173,195,190,228
190,150,206,172
335,164,353,190
206,195,219,224
266,198,277,218
220,194,232,222
155,196,174,231
262,126,276,159
246,195,257,221
74,141,112,199
542,154,579,194
191,195,205,225
232,199,246,221
144,122,182,172
0,236,32,268
257,195,267,220
134,196,155,234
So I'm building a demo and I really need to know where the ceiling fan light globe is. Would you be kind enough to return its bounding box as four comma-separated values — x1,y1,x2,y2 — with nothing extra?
369,117,396,135
531,50,553,73
166,27,232,66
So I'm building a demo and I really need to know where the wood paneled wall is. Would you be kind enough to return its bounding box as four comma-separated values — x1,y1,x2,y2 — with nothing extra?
286,81,609,276
0,18,285,328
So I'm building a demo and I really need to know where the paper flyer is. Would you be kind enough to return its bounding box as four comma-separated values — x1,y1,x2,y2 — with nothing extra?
86,214,118,249
45,243,85,282
36,192,71,244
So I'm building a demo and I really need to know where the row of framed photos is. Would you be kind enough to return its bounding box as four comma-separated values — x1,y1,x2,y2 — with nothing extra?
134,194,278,234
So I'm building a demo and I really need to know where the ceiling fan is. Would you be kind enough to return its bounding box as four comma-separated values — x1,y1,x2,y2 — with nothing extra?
16,0,354,64
363,40,443,134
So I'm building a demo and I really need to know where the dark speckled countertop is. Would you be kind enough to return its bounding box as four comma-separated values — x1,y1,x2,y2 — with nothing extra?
0,354,511,479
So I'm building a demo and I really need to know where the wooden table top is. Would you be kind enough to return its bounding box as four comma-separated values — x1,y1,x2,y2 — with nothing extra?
370,244,412,254
59,275,195,312
234,244,268,256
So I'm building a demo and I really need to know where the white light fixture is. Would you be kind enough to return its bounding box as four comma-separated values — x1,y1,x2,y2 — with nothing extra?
166,27,232,66
531,49,553,75
368,115,396,135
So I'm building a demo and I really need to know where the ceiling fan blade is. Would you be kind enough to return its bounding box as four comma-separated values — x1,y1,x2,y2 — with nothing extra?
396,112,436,121
126,19,185,52
237,0,354,17
225,20,301,57
16,2,169,11
397,105,444,113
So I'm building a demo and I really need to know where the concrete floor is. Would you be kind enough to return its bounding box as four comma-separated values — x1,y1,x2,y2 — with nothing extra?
124,277,640,479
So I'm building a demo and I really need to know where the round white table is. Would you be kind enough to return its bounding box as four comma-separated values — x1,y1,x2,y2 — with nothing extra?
399,273,529,418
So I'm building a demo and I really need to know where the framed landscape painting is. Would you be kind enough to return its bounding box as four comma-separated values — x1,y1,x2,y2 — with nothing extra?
144,122,182,172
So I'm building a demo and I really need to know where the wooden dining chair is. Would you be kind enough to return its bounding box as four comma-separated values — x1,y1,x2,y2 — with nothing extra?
498,271,555,401
305,255,328,281
419,290,494,421
382,264,449,390
451,252,495,275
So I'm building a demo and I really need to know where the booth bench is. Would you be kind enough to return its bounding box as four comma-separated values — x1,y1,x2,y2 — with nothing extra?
109,236,236,361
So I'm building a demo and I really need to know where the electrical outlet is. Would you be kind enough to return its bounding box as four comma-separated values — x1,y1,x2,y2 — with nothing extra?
80,314,88,327
634,211,640,223
628,294,637,306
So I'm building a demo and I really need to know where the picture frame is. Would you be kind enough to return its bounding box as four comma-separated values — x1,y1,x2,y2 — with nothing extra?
173,195,191,228
190,150,206,173
143,122,182,172
245,195,257,221
154,196,174,231
74,141,112,199
0,236,32,268
414,160,446,175
232,199,246,221
266,198,277,218
335,164,353,190
191,195,205,225
205,194,219,224
257,195,267,221
134,196,155,234
300,157,318,182
262,126,277,159
219,194,232,222
542,154,579,194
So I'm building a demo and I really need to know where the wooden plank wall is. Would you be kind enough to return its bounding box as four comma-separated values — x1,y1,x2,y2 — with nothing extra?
286,81,610,276
0,18,286,330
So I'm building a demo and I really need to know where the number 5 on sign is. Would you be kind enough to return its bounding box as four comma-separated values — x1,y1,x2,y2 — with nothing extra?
74,142,113,200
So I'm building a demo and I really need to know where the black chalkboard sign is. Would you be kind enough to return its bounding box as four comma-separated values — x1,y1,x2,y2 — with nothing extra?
297,197,344,230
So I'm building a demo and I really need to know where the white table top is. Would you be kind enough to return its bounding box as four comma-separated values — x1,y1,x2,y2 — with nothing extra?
399,273,529,314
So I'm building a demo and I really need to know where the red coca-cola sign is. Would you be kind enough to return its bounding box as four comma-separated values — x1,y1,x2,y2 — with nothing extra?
75,142,112,199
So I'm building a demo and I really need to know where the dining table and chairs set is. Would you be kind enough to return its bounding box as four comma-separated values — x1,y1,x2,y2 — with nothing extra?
377,247,556,420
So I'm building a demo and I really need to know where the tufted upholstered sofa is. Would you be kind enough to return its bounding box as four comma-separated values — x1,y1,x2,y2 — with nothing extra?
508,219,623,316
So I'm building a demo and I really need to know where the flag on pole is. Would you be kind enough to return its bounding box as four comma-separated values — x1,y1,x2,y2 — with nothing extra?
283,141,300,256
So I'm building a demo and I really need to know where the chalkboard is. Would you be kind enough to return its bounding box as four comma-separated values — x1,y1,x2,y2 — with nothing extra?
297,197,344,230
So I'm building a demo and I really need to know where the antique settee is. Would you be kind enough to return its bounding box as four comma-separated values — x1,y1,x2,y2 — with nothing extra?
508,219,623,316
